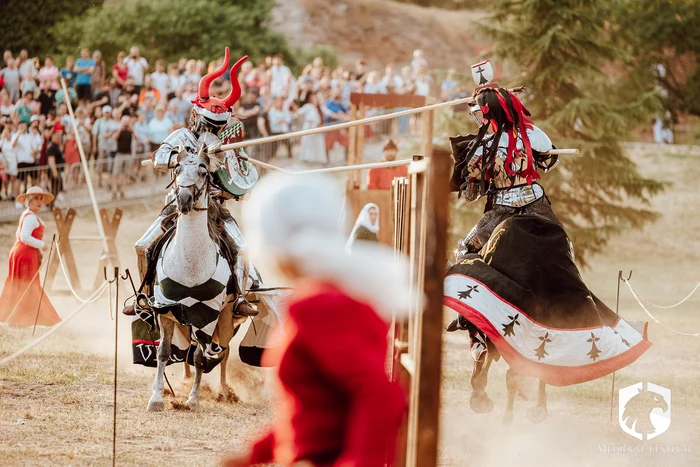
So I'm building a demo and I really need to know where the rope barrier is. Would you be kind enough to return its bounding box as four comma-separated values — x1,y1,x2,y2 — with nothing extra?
633,280,700,309
53,239,103,303
622,279,700,337
0,282,109,367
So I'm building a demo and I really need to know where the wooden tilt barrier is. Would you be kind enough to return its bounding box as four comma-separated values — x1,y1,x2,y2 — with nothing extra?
46,207,122,294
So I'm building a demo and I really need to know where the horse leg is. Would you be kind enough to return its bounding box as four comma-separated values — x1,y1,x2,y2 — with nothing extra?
148,316,174,412
214,300,241,403
503,368,518,424
469,352,495,413
183,363,192,381
186,345,204,408
527,380,548,423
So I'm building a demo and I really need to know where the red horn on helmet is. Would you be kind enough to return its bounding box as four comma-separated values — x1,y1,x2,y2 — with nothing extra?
197,47,230,101
223,55,248,109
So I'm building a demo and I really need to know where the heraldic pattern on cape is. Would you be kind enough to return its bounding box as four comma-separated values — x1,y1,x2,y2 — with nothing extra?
444,215,651,387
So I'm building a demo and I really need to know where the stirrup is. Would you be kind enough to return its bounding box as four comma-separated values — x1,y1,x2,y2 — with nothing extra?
233,297,258,317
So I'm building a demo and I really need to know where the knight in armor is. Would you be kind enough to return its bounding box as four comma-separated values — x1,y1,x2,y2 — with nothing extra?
127,47,260,317
446,67,561,331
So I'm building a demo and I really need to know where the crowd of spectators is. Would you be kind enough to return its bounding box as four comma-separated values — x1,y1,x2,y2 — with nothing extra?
0,46,463,207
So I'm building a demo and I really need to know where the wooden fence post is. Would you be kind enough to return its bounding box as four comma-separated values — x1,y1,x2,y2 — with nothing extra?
46,208,82,293
94,208,122,290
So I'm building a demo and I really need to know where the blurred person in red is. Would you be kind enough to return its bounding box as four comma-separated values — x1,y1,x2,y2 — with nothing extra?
367,139,407,190
0,186,61,326
221,174,411,467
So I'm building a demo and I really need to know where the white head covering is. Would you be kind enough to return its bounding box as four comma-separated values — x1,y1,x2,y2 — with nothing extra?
346,203,379,252
244,174,414,318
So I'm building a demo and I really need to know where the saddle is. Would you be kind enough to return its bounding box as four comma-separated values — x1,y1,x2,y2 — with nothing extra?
123,203,257,317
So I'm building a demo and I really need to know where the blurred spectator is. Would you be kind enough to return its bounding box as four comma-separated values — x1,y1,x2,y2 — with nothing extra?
323,88,350,155
381,66,404,94
168,87,191,124
0,125,18,199
184,59,200,86
1,59,21,101
354,59,367,82
295,93,326,164
91,50,106,98
111,116,133,199
125,47,149,93
440,68,458,101
239,91,262,140
38,56,60,91
132,112,150,154
91,105,118,185
167,63,185,101
75,48,96,103
411,49,428,76
60,56,76,89
12,121,36,201
112,51,128,88
3,50,13,67
166,101,184,128
269,54,292,98
414,69,432,97
363,72,386,94
266,96,293,158
150,60,169,100
13,94,32,124
367,139,407,190
46,130,65,204
18,49,37,82
147,106,173,152
138,75,161,121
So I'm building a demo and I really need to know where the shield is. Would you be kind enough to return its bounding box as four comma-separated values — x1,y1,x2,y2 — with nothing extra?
471,60,494,86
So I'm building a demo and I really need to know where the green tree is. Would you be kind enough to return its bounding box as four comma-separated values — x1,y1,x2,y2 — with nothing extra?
613,0,700,117
0,0,104,58
50,0,290,67
470,0,664,265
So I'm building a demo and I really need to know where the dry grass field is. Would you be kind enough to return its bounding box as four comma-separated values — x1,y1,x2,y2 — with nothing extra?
1,144,699,466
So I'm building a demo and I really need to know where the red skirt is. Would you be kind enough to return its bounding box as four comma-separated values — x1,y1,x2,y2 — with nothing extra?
0,241,60,326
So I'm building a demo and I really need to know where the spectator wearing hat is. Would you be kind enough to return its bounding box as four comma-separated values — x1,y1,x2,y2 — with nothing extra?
367,140,407,190
74,48,96,103
0,186,61,327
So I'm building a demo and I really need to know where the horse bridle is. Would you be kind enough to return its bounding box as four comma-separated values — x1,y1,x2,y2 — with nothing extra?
171,146,212,212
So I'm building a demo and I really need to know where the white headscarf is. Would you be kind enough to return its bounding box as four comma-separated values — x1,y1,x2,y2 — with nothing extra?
243,174,414,318
346,203,380,252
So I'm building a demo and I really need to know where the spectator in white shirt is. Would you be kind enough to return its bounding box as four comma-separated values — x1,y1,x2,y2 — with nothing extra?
150,60,169,102
11,121,36,196
268,54,292,98
0,125,19,199
125,47,149,92
18,49,37,81
414,69,432,97
363,72,387,94
411,49,428,77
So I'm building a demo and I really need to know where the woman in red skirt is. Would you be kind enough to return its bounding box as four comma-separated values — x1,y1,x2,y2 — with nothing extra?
222,174,412,467
0,186,61,326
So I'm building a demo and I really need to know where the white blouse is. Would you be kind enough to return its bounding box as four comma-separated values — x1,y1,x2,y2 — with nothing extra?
17,210,45,249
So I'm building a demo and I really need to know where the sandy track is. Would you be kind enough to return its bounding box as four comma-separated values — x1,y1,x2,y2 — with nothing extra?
1,146,699,466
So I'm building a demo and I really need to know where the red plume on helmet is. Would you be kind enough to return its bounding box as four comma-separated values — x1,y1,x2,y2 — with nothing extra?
192,47,248,114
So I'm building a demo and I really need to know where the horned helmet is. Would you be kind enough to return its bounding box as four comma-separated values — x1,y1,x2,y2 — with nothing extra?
189,47,248,136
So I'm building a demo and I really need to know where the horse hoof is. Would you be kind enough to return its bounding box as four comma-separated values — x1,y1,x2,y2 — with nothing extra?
527,406,547,424
469,390,495,414
148,400,165,412
502,411,513,425
185,398,199,408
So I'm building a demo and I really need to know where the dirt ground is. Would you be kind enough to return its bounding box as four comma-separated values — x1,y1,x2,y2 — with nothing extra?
1,144,700,466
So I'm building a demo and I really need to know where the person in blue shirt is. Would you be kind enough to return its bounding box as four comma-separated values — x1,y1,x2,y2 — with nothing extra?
74,48,95,103
323,88,349,125
60,56,76,89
